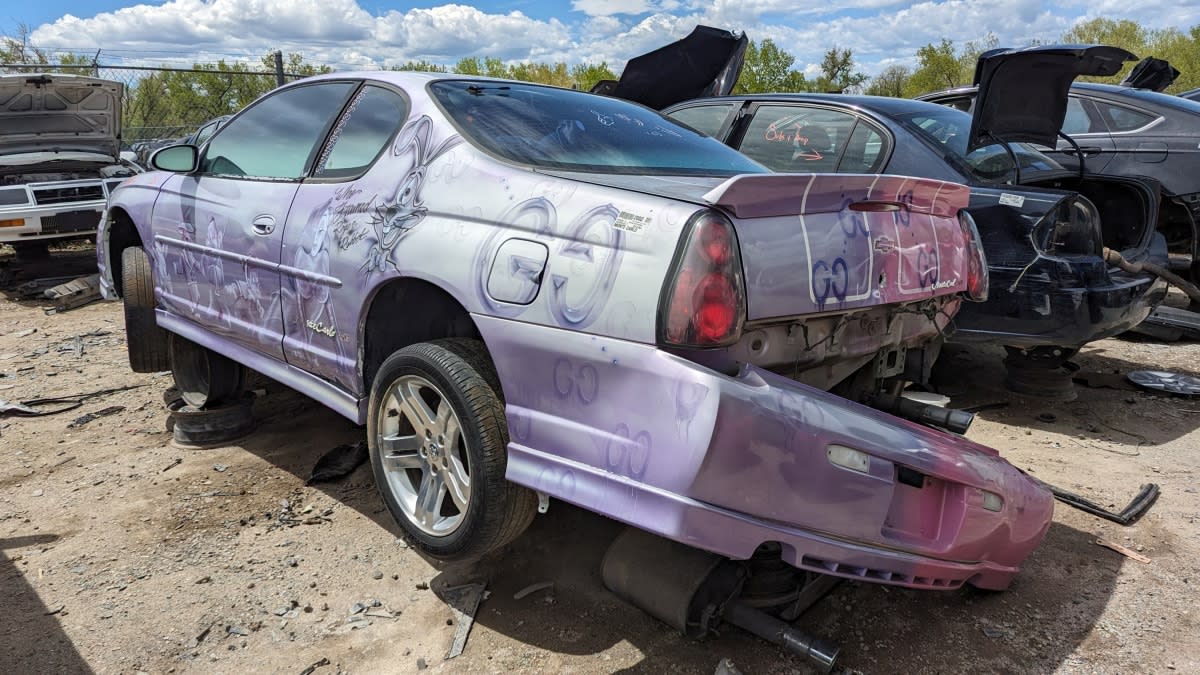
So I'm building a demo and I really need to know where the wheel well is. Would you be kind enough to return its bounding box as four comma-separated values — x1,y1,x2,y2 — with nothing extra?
107,207,143,298
360,278,483,393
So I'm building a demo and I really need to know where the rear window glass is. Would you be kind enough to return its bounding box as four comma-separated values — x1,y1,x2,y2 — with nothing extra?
666,103,737,137
428,80,766,176
1093,100,1156,131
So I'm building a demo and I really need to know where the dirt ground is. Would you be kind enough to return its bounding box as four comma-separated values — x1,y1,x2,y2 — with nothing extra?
2,250,1199,675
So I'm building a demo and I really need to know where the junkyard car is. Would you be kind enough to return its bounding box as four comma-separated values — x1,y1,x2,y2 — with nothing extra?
920,49,1200,283
665,45,1171,378
1,73,139,256
98,71,1050,591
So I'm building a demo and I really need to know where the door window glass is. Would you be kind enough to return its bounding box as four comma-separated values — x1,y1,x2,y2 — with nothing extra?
316,86,409,178
738,105,858,172
1061,97,1095,134
666,103,737,137
1093,100,1156,131
200,82,355,179
836,122,888,173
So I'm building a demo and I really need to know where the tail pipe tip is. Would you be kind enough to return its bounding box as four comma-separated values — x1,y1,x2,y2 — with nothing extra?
725,601,840,673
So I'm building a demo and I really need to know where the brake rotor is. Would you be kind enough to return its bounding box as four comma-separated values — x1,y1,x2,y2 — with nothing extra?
1127,370,1200,397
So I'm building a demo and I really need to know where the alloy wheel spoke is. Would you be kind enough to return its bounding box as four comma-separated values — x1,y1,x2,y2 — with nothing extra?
397,381,437,436
444,456,470,510
414,471,446,529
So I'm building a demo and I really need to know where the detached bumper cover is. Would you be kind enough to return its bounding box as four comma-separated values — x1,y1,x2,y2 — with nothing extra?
477,315,1053,591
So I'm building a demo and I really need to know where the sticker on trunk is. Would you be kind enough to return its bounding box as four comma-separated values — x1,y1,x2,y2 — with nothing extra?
612,210,649,234
998,193,1025,208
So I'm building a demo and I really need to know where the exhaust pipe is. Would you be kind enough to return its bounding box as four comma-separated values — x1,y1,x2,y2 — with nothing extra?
601,528,840,673
868,392,975,434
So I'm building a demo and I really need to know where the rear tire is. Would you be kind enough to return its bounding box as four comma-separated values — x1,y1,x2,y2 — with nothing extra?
121,246,170,373
168,333,245,409
367,338,536,560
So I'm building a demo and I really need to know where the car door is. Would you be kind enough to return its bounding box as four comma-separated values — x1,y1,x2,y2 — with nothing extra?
664,101,742,138
1078,94,1164,177
1046,95,1117,173
151,81,357,361
279,83,412,391
730,103,888,174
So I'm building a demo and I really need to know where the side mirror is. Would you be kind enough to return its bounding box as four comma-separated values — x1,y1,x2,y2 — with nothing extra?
150,144,199,173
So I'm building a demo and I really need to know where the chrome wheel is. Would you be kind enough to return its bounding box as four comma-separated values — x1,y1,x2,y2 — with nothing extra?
377,374,471,536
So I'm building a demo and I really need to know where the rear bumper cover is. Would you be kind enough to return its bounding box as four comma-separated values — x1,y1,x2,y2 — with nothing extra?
951,235,1170,347
477,315,1053,591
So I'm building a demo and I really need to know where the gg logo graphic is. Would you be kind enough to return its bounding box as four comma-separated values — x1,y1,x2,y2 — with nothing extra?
604,423,652,480
553,358,598,405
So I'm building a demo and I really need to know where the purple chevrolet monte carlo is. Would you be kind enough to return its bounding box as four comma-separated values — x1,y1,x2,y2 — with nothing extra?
96,72,1051,596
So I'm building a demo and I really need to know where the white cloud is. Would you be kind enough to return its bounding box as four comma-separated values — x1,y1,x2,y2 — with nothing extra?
22,0,1200,77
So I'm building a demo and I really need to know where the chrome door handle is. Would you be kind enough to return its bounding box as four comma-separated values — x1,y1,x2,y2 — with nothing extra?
251,214,275,235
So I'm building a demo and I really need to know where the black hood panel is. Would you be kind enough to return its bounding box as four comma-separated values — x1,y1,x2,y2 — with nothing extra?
968,44,1135,151
601,25,748,111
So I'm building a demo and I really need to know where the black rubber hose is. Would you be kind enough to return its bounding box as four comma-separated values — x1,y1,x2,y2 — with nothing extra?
1104,247,1200,306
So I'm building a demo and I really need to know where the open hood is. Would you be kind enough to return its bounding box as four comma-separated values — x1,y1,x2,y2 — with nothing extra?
1119,56,1179,92
967,44,1135,151
594,25,748,111
0,73,123,159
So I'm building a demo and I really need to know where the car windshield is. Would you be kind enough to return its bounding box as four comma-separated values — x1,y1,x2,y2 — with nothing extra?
429,80,767,176
891,107,1066,183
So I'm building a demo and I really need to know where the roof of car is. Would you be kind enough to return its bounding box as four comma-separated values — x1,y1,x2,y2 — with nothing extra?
920,81,1200,114
674,92,944,116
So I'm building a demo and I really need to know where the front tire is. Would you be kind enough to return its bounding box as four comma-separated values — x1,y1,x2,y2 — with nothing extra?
120,246,170,373
367,338,535,560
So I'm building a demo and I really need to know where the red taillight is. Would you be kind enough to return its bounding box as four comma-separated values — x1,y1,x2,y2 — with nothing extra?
660,211,745,347
959,211,989,302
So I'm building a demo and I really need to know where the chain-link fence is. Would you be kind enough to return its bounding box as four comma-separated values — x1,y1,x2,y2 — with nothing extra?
1,56,310,161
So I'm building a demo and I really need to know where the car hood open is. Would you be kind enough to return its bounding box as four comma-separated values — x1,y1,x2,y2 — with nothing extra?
596,25,748,111
968,44,1135,151
0,73,123,160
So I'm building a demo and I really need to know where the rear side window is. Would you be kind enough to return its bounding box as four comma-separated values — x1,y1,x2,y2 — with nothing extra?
316,86,409,178
838,122,887,173
667,103,738,137
200,82,356,179
737,105,864,173
1093,100,1156,131
428,80,765,176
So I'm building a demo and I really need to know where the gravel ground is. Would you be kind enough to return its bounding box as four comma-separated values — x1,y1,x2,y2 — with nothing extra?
2,254,1199,675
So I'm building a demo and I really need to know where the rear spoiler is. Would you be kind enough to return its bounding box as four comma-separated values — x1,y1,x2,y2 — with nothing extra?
701,173,970,220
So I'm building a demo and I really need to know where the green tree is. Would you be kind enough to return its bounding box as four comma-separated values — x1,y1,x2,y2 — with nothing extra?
734,39,808,94
571,62,617,91
865,64,911,97
904,39,964,96
814,46,867,93
453,57,483,75
389,60,448,72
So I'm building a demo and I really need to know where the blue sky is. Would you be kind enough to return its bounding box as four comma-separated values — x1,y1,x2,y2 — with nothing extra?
7,1,1200,76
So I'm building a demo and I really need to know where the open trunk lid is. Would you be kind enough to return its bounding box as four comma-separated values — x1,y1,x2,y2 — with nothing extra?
0,73,123,159
704,173,975,320
593,25,748,111
968,44,1134,152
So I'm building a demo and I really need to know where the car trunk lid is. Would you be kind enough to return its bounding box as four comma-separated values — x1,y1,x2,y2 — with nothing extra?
968,44,1135,152
0,74,123,159
595,25,748,111
704,173,975,320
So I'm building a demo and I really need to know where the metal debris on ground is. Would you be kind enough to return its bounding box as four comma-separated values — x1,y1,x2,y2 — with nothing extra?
161,458,182,472
0,385,145,418
441,582,486,659
1096,538,1152,564
66,405,125,428
1131,306,1200,342
306,441,368,484
42,274,102,312
1127,370,1200,397
513,581,554,600
1047,483,1160,525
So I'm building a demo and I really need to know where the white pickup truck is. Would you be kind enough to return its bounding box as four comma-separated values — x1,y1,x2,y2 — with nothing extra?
0,73,139,257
